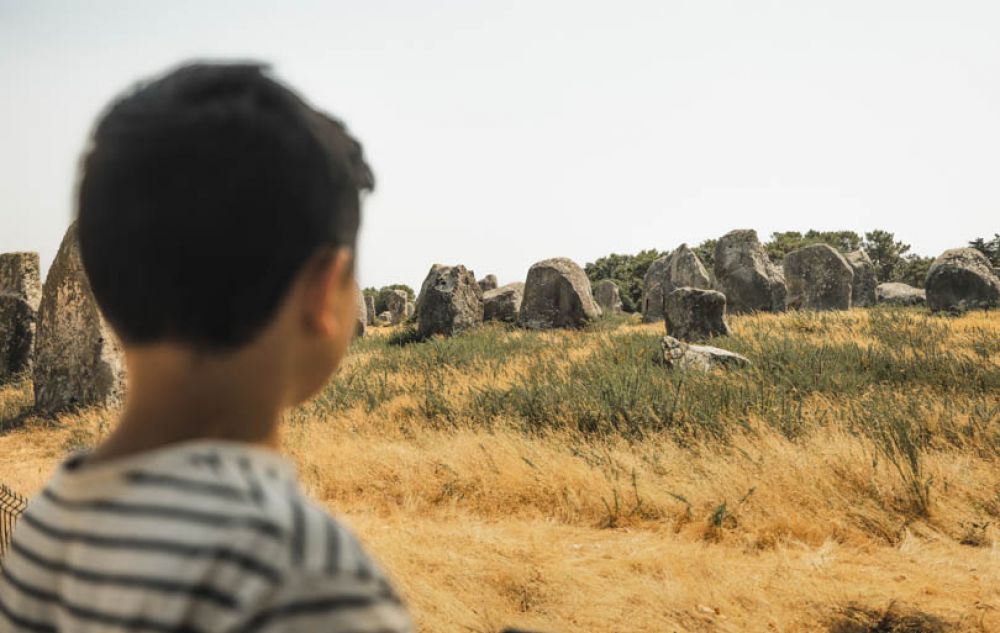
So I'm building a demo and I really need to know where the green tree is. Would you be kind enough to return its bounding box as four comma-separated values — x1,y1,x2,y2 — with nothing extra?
862,230,912,282
894,254,934,288
584,249,663,312
693,239,717,270
969,234,1000,267
765,230,862,263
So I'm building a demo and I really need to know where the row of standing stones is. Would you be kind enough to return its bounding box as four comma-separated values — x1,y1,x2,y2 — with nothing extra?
0,226,998,416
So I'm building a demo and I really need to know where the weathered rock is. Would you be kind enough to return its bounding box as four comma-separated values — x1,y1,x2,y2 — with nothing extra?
378,311,393,323
405,301,415,320
592,279,623,314
33,223,125,414
641,256,672,323
519,258,601,329
0,252,41,379
664,287,730,342
384,289,409,325
478,275,498,293
0,295,35,379
714,230,786,314
483,283,524,323
641,244,712,323
355,287,367,338
0,252,42,310
416,264,483,337
365,295,376,326
925,248,1000,313
876,282,926,306
659,336,750,372
845,250,877,308
783,244,854,311
669,244,713,291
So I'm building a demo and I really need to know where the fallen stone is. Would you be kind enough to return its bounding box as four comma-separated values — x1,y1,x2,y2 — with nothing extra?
876,282,926,306
659,336,750,372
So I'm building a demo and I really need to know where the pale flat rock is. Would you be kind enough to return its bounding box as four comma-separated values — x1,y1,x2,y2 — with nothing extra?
660,336,750,372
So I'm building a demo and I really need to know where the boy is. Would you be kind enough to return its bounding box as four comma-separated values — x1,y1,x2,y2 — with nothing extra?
1,63,413,632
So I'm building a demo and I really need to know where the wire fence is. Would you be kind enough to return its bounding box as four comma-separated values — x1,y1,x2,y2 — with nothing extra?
1,483,27,562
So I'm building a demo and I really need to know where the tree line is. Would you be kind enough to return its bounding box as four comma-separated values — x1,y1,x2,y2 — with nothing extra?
585,230,1000,313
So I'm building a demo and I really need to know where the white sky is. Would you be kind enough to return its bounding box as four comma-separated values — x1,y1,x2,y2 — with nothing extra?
1,1,998,291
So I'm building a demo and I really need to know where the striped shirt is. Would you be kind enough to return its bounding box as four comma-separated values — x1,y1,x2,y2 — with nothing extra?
0,441,413,633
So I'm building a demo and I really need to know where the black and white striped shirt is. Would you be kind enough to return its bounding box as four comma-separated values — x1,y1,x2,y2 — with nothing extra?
0,441,413,633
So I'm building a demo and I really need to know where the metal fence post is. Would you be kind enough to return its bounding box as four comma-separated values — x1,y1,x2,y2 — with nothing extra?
0,483,28,562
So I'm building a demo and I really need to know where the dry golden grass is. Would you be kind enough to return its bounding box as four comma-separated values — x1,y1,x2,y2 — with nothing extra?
2,308,999,632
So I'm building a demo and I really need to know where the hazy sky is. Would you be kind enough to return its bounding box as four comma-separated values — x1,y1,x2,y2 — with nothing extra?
1,1,997,290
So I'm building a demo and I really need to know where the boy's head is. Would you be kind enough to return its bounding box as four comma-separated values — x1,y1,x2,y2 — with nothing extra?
77,62,373,404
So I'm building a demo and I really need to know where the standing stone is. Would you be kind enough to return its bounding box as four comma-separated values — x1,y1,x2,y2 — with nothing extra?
0,252,42,310
354,286,367,338
592,279,623,314
378,311,393,323
641,256,673,323
0,296,35,379
876,282,926,306
0,252,42,379
668,244,713,292
641,244,713,323
783,244,854,311
664,287,730,342
405,301,415,320
518,258,601,329
416,264,483,337
365,295,376,326
384,289,409,325
484,283,524,323
925,248,1000,313
845,250,877,308
714,230,786,314
33,223,125,414
478,275,498,293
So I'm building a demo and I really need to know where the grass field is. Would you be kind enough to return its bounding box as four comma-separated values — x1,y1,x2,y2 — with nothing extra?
2,307,999,632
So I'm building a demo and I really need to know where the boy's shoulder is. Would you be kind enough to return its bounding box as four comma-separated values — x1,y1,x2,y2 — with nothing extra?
3,441,411,632
34,441,387,583
134,442,385,579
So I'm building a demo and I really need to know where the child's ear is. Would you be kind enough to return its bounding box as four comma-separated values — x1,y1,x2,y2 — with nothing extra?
302,247,355,338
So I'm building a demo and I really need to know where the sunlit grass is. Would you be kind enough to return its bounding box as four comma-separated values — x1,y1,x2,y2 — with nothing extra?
1,306,998,631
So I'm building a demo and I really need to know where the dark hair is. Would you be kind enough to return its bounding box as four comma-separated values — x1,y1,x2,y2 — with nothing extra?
77,62,374,350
